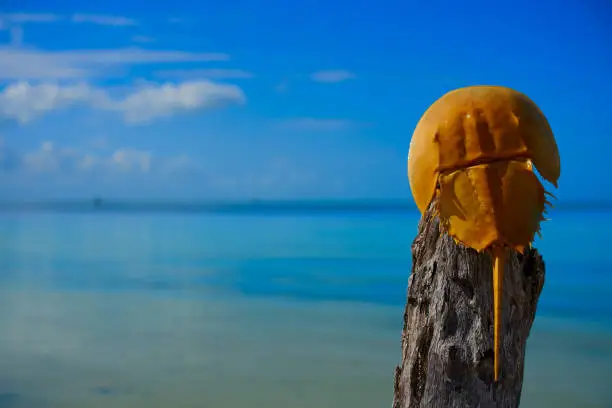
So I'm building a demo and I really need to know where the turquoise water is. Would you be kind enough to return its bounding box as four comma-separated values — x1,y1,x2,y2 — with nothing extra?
0,208,610,407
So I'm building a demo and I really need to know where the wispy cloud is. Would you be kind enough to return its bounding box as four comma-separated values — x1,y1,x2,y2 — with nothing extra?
158,154,200,177
0,47,230,80
0,13,61,25
155,69,254,80
310,70,356,83
131,35,155,44
3,140,197,177
89,136,109,150
107,148,152,173
0,80,246,124
9,26,23,47
0,12,138,27
274,79,289,93
205,157,315,197
70,13,138,27
0,137,20,172
276,117,356,131
0,139,309,195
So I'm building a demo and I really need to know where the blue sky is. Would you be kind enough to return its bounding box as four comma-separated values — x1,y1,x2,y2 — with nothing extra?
0,0,610,202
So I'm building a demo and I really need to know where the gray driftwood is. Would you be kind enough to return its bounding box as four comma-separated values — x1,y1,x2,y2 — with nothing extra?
392,200,546,408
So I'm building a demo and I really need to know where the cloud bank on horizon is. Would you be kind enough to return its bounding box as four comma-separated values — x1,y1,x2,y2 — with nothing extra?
0,2,610,201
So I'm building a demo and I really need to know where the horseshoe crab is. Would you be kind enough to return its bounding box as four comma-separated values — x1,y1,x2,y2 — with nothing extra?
407,85,561,382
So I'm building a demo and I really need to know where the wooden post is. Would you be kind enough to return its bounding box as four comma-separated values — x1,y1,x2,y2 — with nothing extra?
392,199,546,408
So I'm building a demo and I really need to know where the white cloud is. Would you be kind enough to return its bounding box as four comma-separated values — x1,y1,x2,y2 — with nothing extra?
0,140,321,197
110,148,152,172
71,13,138,27
0,82,106,123
310,70,356,83
155,69,254,80
0,80,246,124
0,47,230,80
110,80,246,124
276,117,355,131
22,141,82,173
12,141,196,176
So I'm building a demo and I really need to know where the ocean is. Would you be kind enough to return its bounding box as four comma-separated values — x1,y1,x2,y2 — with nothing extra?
0,204,610,407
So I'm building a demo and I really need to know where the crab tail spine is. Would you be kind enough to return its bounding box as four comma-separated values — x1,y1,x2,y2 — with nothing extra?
492,246,505,382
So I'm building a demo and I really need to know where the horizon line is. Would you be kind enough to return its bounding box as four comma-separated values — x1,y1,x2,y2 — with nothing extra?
0,198,611,213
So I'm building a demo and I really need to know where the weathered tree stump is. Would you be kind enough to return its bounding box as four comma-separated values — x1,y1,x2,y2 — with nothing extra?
392,200,546,408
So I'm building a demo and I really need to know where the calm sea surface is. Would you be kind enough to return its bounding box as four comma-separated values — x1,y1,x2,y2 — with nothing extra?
0,206,610,407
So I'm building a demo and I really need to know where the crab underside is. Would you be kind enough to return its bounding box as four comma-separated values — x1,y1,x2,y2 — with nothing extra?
432,158,553,253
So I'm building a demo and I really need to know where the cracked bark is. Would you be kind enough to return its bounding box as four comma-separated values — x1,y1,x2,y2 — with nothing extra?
392,199,546,408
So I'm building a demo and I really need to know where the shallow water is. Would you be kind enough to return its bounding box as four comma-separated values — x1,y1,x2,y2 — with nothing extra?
0,209,610,407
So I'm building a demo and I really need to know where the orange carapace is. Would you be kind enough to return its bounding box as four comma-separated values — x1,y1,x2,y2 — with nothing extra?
407,85,561,382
